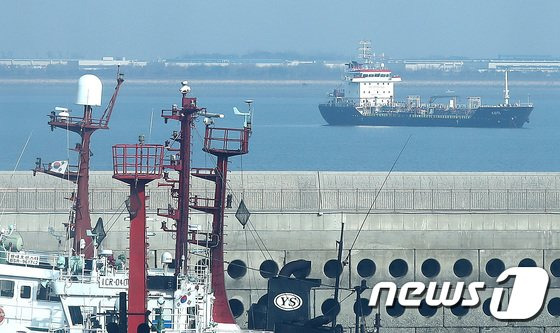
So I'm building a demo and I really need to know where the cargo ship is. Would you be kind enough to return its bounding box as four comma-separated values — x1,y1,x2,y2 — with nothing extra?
319,41,533,128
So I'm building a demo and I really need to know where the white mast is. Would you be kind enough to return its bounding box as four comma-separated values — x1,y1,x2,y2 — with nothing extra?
504,70,510,106
358,40,372,64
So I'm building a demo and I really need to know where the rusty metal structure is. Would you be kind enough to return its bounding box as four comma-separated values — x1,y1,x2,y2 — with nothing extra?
157,82,251,325
34,72,124,258
112,143,165,333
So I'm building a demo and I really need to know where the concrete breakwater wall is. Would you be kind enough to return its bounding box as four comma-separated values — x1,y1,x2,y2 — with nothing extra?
2,171,560,214
2,171,560,331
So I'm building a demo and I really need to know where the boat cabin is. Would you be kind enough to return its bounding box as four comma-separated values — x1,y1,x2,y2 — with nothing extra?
347,69,402,107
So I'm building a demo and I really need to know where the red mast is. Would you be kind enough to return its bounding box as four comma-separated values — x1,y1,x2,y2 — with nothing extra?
112,143,164,333
201,125,250,323
158,84,201,275
157,82,251,325
34,72,124,258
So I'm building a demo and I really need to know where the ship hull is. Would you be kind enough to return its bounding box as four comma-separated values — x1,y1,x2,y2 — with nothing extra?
318,104,533,128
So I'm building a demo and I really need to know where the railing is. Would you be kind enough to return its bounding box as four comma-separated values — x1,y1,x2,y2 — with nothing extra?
189,196,218,210
112,144,165,180
325,98,483,115
0,303,65,333
49,328,103,333
203,127,249,154
2,188,560,213
49,115,108,128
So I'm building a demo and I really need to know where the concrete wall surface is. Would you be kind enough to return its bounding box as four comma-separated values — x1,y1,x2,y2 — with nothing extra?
3,171,560,213
1,171,560,330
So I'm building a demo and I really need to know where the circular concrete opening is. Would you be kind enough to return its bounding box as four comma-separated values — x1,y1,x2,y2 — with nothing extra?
418,300,437,317
548,297,560,317
229,298,244,318
453,258,473,278
353,298,372,316
519,258,537,267
551,259,560,277
386,302,405,317
450,304,469,317
421,258,441,278
259,260,279,279
323,259,343,278
257,294,268,306
389,259,408,278
485,258,505,278
357,259,376,278
227,260,247,279
482,298,492,316
321,298,341,317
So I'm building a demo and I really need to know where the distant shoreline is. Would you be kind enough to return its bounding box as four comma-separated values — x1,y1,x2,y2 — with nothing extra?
1,78,560,86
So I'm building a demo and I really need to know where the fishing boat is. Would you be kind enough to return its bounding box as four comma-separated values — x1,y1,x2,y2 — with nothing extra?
0,74,266,333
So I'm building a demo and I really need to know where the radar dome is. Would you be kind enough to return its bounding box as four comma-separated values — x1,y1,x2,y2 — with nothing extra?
161,251,173,264
76,74,102,106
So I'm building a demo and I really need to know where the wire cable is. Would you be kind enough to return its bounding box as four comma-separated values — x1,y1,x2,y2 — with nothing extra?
0,131,33,226
345,135,411,263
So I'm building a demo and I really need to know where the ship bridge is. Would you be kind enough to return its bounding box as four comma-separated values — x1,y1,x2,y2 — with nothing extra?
346,69,402,107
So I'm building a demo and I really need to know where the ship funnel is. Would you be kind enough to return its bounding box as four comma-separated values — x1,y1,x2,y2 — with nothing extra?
76,74,103,106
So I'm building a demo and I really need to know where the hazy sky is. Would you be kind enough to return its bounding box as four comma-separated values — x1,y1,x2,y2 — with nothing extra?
1,0,559,60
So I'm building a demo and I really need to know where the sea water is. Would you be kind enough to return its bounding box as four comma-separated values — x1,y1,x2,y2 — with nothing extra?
0,79,558,172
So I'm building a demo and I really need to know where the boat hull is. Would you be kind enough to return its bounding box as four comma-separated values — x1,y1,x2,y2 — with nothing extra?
318,104,533,128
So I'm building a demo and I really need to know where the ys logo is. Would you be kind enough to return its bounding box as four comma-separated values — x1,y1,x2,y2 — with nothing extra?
274,293,303,311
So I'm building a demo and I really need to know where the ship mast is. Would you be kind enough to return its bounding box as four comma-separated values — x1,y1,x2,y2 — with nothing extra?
34,72,124,259
112,142,164,333
158,81,201,276
504,70,510,106
158,81,252,327
200,115,251,324
358,40,373,65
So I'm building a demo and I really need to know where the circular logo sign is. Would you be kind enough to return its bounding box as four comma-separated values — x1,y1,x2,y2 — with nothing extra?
273,293,303,311
0,307,5,325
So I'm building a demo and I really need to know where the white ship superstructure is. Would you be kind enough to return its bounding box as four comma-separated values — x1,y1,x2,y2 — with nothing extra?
346,68,401,107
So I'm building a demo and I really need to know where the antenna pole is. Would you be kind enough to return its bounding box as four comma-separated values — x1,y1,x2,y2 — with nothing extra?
504,70,510,106
358,40,372,64
331,222,344,328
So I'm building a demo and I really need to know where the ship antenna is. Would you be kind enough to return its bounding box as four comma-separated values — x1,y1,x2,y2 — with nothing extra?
358,40,373,65
504,69,510,106
0,131,33,226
